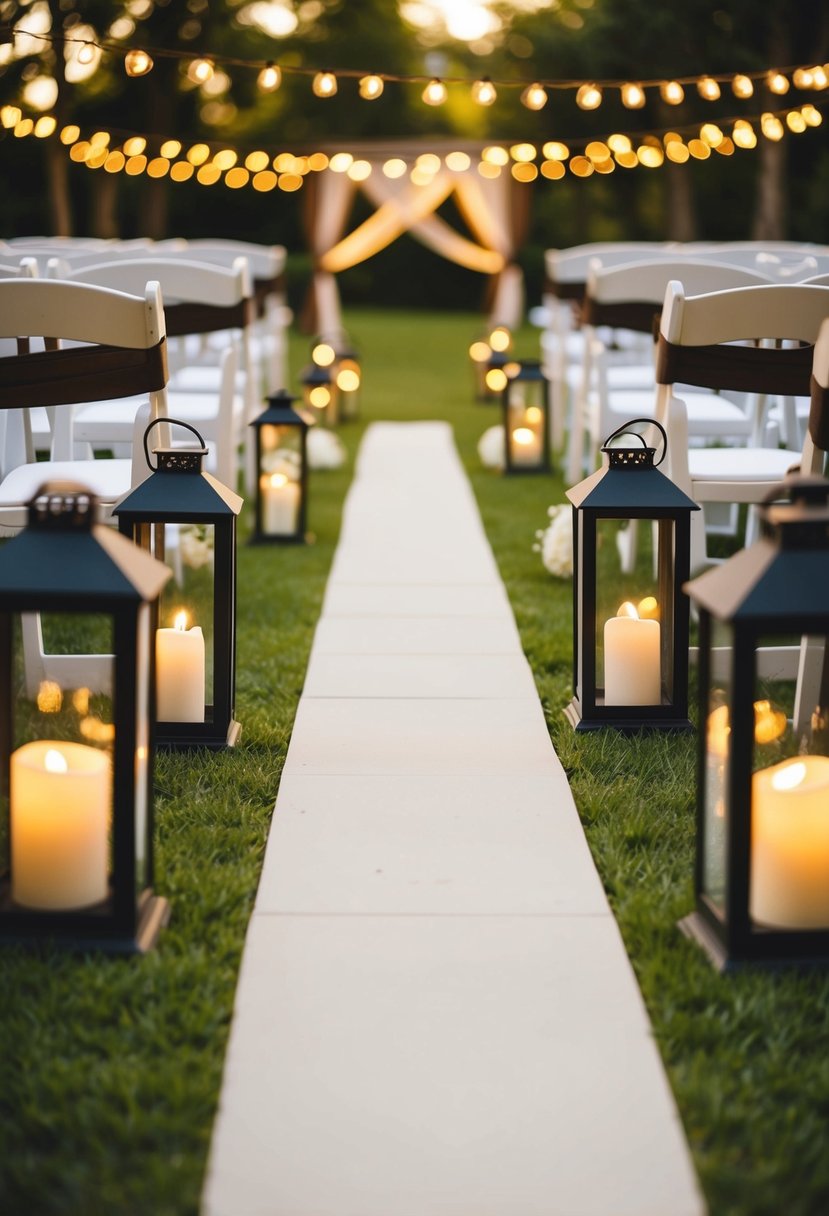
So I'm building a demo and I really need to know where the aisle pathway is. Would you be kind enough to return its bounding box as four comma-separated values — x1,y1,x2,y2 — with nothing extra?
202,422,704,1216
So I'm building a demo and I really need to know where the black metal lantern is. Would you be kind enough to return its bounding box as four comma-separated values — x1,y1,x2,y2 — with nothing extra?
300,360,339,426
501,359,551,474
0,482,171,953
113,420,243,751
333,343,362,422
681,476,829,971
468,334,492,400
565,419,700,731
249,389,312,545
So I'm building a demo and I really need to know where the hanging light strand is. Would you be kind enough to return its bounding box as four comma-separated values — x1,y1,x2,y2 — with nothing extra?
8,29,829,112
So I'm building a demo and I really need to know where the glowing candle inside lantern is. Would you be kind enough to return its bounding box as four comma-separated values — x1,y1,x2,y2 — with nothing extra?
603,600,661,706
511,425,542,465
156,610,205,722
11,740,110,910
261,471,300,535
751,755,829,928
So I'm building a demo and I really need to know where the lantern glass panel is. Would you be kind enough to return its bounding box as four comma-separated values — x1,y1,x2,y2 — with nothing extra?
594,517,670,707
701,617,733,914
258,425,302,537
506,389,545,470
137,521,216,725
6,612,115,913
749,631,829,933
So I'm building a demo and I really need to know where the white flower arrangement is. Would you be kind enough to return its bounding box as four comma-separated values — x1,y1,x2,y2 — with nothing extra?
478,424,505,470
533,503,574,578
307,427,346,470
262,448,302,480
178,524,214,571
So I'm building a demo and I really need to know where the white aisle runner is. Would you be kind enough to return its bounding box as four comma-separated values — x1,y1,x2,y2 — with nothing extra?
202,422,704,1216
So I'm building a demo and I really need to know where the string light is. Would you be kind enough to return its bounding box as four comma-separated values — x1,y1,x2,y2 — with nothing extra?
812,66,828,90
312,71,337,98
576,83,602,110
697,76,721,101
732,74,754,98
792,68,814,89
761,112,785,141
422,78,447,106
257,63,281,92
521,82,548,111
472,78,497,106
660,80,685,105
359,74,384,100
621,82,646,109
767,71,790,95
732,119,757,148
124,48,153,77
187,58,214,85
77,42,96,66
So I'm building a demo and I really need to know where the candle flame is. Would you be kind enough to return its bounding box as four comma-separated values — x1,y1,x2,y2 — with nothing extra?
637,596,659,620
174,611,188,632
269,473,288,488
512,427,535,446
617,601,640,619
524,406,543,424
44,748,69,774
771,761,807,792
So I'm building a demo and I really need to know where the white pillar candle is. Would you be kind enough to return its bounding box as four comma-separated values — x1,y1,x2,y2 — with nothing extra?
603,600,661,706
11,740,110,910
751,754,829,928
156,611,205,722
261,472,300,534
510,424,542,466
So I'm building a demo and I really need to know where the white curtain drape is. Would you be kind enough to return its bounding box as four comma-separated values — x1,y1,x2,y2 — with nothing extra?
307,160,525,335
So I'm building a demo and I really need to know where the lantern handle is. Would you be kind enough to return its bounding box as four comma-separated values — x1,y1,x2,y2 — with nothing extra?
602,418,667,466
142,418,207,471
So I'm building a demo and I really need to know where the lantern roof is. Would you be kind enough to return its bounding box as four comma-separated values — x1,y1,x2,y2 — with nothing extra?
113,467,242,521
0,517,171,603
566,462,700,512
253,389,314,428
686,478,829,622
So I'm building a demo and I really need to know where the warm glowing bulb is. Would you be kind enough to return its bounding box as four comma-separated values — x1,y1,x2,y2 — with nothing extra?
1,105,21,128
521,82,548,111
637,596,659,620
489,326,511,352
258,63,282,92
524,406,543,424
753,699,787,744
422,78,447,106
761,112,785,141
337,368,360,392
23,75,59,112
44,748,69,775
512,427,535,446
700,123,724,147
792,68,814,90
188,58,214,85
576,83,602,110
767,71,789,95
313,71,337,98
731,74,754,98
359,74,384,100
811,66,828,90
697,76,721,101
801,104,822,127
485,368,508,392
469,341,491,363
660,80,684,105
309,386,331,409
174,611,188,631
77,42,96,65
383,157,407,178
472,78,497,106
732,120,757,148
621,82,646,109
313,342,336,367
786,111,807,133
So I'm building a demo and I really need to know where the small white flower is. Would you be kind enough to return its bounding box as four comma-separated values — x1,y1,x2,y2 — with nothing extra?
263,448,302,481
478,424,505,469
536,503,573,578
179,525,215,570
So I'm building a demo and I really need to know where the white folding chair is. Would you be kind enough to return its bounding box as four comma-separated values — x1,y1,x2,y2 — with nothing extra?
655,281,829,573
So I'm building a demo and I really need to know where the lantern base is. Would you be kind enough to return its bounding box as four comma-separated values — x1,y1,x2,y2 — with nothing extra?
679,910,829,973
249,531,313,546
564,698,693,734
157,717,242,751
0,888,170,954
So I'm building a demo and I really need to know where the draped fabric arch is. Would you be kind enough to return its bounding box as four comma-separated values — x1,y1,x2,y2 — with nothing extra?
302,143,528,336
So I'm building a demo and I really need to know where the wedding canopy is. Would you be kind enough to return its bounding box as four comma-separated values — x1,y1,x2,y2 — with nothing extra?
302,140,531,335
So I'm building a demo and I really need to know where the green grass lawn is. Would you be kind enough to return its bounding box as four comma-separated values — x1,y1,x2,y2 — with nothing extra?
1,308,828,1216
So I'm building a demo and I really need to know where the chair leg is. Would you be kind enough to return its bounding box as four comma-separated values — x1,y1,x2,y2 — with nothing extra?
794,636,828,737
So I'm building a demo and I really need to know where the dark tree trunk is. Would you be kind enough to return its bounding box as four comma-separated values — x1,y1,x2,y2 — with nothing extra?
752,16,790,239
91,171,120,238
657,102,696,241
